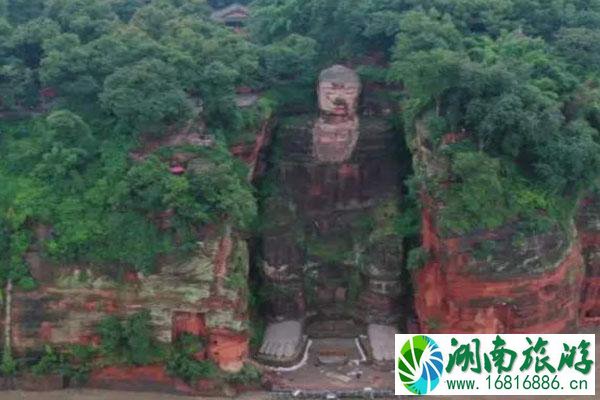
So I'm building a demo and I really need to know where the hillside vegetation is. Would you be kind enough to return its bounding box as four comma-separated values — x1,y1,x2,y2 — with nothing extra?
1,0,599,288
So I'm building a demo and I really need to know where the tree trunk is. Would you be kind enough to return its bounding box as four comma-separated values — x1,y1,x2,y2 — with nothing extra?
3,279,12,357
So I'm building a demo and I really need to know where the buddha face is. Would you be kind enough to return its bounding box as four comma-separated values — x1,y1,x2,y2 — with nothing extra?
313,65,362,162
318,81,360,117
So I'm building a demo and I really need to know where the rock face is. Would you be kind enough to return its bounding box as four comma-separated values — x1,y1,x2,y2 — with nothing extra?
12,227,250,373
577,193,600,326
411,122,589,333
259,66,405,334
230,116,274,181
414,219,585,333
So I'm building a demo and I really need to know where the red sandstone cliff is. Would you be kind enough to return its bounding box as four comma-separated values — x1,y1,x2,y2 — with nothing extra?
2,117,280,375
13,227,250,372
415,210,584,333
577,193,600,326
411,121,592,333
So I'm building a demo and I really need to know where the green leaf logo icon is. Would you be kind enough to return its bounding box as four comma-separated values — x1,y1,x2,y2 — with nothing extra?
397,335,444,395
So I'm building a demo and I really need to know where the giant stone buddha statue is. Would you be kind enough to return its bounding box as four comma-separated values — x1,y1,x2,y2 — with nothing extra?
257,65,403,367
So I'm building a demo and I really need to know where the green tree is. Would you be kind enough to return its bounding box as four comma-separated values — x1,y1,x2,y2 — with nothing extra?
33,111,97,183
249,0,374,61
45,0,119,42
5,17,60,68
0,63,37,109
555,28,600,74
100,58,191,133
261,34,318,84
0,174,41,291
5,0,45,24
110,0,150,22
130,1,180,39
40,33,101,103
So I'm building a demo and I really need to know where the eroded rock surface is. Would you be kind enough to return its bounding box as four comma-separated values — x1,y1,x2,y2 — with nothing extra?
578,193,600,326
12,229,250,373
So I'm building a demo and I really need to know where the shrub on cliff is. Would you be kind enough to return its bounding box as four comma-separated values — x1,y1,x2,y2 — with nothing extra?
97,311,162,366
407,247,429,271
224,363,262,385
166,333,217,383
31,344,95,383
438,151,568,235
0,110,256,273
0,170,39,291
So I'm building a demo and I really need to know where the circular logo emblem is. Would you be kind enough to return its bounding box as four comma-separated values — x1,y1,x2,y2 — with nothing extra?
397,335,444,395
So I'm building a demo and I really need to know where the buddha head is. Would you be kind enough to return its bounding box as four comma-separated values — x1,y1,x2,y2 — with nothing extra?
318,65,361,117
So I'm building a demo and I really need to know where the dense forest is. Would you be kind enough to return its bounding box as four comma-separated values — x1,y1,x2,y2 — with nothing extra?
1,0,600,357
